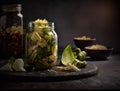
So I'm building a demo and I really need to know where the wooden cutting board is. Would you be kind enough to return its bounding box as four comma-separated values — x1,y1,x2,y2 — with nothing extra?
0,62,98,81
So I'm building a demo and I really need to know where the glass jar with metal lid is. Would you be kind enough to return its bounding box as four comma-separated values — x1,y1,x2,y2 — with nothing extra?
26,19,58,70
0,4,24,58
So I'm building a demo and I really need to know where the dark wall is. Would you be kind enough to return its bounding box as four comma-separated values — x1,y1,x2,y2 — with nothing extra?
0,0,120,53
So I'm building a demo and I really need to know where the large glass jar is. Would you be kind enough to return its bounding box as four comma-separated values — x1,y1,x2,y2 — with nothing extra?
26,19,58,70
0,4,24,59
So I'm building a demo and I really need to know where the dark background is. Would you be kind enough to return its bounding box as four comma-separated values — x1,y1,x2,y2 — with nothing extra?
0,0,120,53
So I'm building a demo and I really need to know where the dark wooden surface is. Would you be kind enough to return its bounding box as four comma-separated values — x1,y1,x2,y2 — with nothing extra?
0,54,120,90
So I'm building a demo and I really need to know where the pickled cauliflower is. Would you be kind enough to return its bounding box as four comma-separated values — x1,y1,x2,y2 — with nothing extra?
12,58,26,72
0,58,26,72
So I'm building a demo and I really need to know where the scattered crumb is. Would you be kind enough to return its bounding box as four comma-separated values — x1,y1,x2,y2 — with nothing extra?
48,69,57,74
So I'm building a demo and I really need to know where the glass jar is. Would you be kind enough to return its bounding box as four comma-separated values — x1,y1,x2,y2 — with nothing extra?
26,19,58,70
0,4,24,58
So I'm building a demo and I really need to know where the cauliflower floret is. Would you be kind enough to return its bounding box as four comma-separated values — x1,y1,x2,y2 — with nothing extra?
12,58,26,72
34,19,48,25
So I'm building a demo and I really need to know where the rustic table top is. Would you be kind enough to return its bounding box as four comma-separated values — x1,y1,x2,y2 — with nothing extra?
0,54,120,90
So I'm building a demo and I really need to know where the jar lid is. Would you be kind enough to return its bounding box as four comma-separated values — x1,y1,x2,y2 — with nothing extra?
2,4,22,12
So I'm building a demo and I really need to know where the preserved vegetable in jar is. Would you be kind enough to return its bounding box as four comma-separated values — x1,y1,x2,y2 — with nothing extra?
0,4,24,58
26,19,58,70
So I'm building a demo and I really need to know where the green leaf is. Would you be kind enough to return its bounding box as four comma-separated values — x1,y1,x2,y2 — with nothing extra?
61,45,75,66
8,56,15,65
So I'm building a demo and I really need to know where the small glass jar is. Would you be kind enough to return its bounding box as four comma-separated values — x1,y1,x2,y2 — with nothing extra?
26,19,58,70
0,4,24,58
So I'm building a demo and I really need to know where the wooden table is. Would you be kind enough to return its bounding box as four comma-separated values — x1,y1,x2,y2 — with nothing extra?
0,54,120,90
